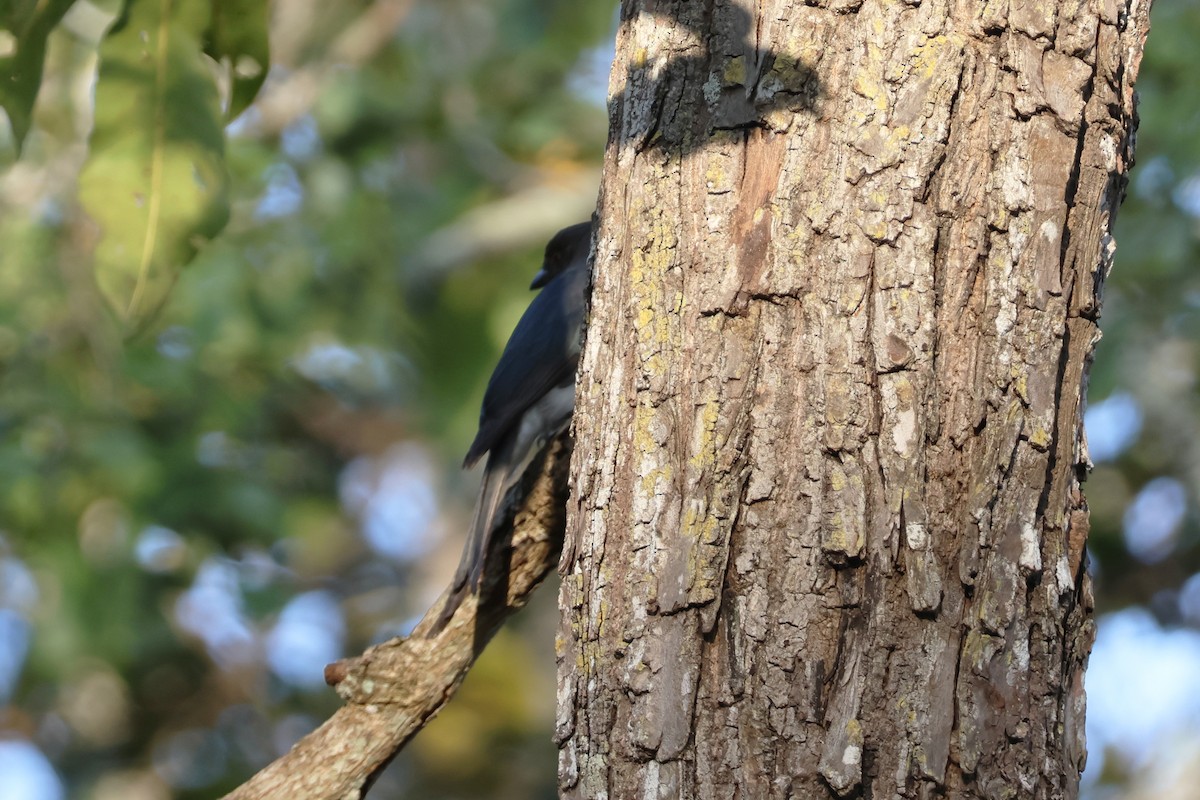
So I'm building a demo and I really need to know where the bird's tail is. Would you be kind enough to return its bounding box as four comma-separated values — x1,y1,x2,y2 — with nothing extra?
432,449,513,632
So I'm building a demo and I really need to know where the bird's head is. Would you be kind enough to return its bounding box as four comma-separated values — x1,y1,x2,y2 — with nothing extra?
530,221,592,289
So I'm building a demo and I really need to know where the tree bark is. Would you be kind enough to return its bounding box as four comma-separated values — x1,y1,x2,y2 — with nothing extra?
557,1,1152,799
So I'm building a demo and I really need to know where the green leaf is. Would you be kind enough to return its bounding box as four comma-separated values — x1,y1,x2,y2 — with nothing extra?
78,0,230,327
204,0,270,120
0,0,77,152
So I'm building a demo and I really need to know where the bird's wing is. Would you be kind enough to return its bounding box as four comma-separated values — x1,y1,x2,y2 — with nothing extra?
463,262,585,467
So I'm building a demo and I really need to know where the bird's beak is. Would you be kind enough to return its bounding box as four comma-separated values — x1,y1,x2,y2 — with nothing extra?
529,268,552,290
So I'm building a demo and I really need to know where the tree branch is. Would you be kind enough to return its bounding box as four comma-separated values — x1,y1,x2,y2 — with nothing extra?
221,434,572,800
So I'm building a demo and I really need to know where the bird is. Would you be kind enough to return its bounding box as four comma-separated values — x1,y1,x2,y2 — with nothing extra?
435,220,592,629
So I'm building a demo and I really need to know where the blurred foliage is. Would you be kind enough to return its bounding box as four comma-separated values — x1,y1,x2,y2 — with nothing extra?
204,0,270,120
1089,1,1200,610
0,1,1196,799
0,0,78,151
0,0,609,797
79,0,232,325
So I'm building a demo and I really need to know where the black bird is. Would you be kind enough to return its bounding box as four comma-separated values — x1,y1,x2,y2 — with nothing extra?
438,220,592,627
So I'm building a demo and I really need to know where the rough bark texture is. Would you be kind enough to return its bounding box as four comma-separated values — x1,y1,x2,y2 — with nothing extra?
558,1,1152,799
223,435,571,800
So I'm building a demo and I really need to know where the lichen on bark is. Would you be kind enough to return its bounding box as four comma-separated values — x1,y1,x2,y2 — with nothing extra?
559,1,1152,798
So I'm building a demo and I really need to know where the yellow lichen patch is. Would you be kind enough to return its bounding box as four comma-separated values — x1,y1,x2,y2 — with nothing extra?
628,248,645,285
598,599,609,632
690,399,722,472
910,34,961,81
682,503,719,547
640,463,673,497
960,627,994,669
723,56,747,86
830,464,847,492
769,49,812,86
885,124,913,153
1028,426,1052,450
648,215,680,249
806,199,828,225
825,463,866,558
706,162,728,189
1005,398,1024,424
824,523,864,558
1010,369,1029,404
852,72,890,115
633,401,662,455
841,277,870,311
844,109,871,134
991,204,1011,232
630,242,675,354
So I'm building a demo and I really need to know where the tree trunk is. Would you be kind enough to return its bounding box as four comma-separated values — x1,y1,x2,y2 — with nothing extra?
557,1,1152,798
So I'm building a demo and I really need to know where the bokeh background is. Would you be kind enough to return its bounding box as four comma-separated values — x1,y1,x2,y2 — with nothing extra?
0,2,1196,798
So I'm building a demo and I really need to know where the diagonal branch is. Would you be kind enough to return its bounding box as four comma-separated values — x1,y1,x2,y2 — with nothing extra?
221,434,572,800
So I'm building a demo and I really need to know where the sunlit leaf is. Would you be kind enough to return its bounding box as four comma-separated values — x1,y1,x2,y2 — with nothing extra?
204,0,270,120
0,0,77,152
78,0,230,326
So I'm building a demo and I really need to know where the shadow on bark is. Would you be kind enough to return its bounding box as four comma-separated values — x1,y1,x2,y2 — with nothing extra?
609,1,822,157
